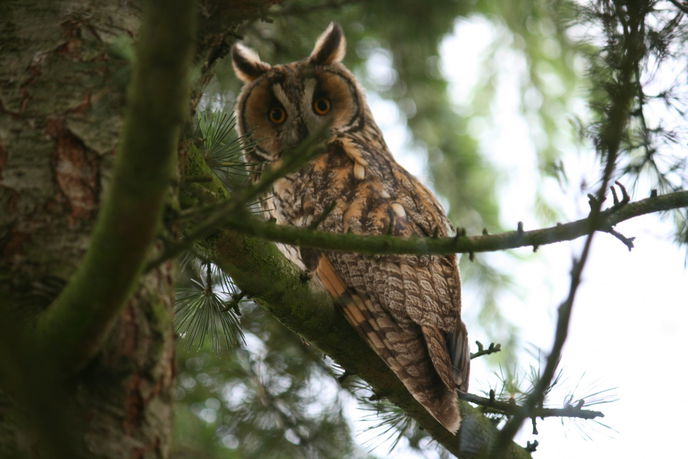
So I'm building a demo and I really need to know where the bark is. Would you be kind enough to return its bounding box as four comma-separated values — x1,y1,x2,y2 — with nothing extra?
0,2,176,457
0,1,274,457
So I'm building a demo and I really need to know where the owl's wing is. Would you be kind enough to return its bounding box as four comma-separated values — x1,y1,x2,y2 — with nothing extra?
375,162,471,393
389,165,471,393
314,254,463,433
318,177,467,432
302,138,469,432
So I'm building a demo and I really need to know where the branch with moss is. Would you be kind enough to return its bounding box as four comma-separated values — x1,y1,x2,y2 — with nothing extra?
209,188,687,255
148,130,327,270
30,0,196,373
180,144,532,459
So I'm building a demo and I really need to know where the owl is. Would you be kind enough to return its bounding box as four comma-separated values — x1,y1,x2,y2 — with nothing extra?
231,23,469,433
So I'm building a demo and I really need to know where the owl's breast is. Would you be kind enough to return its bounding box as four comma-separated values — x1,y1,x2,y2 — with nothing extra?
266,145,357,229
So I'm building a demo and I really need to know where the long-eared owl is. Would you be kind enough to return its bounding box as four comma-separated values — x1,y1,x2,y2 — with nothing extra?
231,23,469,433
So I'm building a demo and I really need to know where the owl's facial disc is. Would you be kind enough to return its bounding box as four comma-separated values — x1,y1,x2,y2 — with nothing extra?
233,22,361,162
239,65,360,159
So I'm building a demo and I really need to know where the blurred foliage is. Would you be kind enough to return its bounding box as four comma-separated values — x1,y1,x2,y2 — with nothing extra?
575,0,688,247
579,1,687,191
176,0,688,456
173,301,359,458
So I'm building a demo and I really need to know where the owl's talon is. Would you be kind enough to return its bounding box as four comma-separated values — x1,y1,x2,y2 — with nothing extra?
337,370,353,383
299,271,312,283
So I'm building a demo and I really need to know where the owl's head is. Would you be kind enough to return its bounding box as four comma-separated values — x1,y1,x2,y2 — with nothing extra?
232,23,366,162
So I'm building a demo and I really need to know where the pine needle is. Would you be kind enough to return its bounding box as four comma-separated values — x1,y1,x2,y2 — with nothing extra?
175,262,245,351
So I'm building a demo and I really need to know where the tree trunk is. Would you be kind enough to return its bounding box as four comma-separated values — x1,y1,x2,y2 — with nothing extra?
0,2,176,457
0,1,281,457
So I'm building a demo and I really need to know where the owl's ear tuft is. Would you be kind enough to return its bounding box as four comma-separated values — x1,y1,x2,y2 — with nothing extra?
308,22,346,65
231,43,271,83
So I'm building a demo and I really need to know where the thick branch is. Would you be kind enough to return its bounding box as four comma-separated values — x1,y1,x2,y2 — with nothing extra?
33,0,196,372
218,190,688,255
180,146,531,459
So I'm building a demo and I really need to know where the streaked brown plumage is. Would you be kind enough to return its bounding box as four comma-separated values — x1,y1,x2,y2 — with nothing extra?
231,23,470,432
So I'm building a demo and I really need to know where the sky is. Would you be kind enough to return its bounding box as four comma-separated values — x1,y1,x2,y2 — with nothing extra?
354,14,688,459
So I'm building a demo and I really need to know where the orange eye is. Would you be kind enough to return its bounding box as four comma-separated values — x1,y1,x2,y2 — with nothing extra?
268,107,286,124
312,97,331,115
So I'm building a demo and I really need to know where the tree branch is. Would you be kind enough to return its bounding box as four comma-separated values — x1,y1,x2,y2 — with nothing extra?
33,0,196,373
217,189,688,255
470,341,502,359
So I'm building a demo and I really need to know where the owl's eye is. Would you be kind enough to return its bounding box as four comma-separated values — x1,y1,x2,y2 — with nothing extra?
268,107,287,124
312,97,332,115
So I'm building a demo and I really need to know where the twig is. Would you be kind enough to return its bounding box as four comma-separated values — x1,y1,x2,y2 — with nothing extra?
605,227,635,250
525,440,539,453
458,392,604,420
470,341,502,359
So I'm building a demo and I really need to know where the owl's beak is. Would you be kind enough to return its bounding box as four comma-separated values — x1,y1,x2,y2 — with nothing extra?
296,122,309,143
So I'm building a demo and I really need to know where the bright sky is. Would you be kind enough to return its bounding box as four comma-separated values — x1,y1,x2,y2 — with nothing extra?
354,14,688,459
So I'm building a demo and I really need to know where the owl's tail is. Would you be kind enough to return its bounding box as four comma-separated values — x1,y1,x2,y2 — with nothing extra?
340,292,461,433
